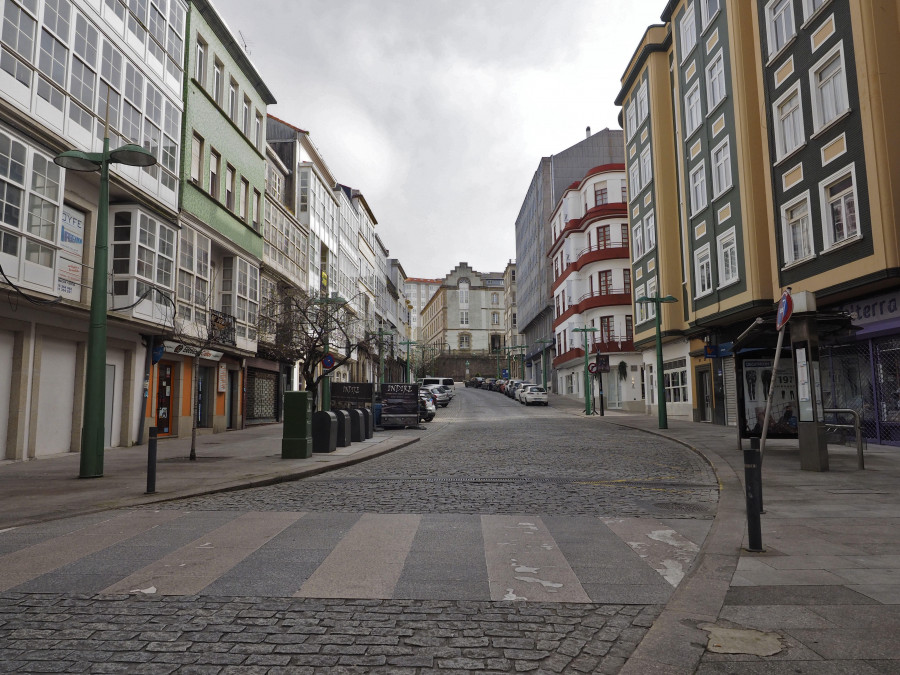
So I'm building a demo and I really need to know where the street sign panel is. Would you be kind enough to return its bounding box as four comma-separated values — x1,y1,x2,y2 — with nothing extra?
776,291,793,331
322,354,335,369
588,363,599,374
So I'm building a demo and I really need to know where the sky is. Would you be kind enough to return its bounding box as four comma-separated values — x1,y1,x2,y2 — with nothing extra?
211,0,664,279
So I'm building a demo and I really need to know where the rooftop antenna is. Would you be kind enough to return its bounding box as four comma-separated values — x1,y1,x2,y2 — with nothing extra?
239,30,251,55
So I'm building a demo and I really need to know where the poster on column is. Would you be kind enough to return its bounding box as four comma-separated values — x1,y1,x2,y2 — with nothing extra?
57,205,85,298
742,358,797,438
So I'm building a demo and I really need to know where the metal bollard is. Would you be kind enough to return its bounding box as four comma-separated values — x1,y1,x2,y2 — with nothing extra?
743,444,764,552
146,426,157,494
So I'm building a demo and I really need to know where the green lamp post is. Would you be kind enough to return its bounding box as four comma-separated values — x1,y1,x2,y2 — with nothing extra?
635,293,678,428
377,326,393,384
401,339,417,383
572,326,598,415
55,134,157,478
313,293,347,411
536,338,554,392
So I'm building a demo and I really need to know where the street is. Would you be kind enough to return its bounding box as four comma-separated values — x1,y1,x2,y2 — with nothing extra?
0,387,719,673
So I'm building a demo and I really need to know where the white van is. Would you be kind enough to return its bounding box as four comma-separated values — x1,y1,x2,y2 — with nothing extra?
422,377,455,394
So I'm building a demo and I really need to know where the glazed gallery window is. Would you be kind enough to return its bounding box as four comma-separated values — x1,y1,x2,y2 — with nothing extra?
774,84,804,159
221,256,259,340
694,244,713,297
766,0,795,57
706,49,726,109
781,193,813,264
717,228,739,286
821,168,858,248
690,162,707,214
684,81,702,136
811,44,848,132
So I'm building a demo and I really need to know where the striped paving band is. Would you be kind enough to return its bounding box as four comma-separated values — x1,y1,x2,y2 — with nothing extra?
0,510,706,603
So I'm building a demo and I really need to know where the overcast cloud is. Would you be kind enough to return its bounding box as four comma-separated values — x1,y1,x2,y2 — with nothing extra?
211,0,663,278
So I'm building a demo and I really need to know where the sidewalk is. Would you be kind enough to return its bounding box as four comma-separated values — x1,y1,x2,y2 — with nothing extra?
575,401,900,673
0,424,420,530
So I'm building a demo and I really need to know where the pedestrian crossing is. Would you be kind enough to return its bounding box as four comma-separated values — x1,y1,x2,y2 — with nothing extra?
0,510,708,603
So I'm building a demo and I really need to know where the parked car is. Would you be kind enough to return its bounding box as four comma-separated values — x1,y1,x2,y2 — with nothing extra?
419,387,438,406
522,386,549,406
422,377,456,394
517,384,538,403
425,384,450,407
437,384,454,399
419,395,436,422
507,380,524,398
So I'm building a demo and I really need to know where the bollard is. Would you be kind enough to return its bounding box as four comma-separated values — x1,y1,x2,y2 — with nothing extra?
146,426,157,494
743,444,764,552
751,437,764,513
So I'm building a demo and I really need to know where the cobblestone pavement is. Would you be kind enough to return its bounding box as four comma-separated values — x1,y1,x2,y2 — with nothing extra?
0,389,719,673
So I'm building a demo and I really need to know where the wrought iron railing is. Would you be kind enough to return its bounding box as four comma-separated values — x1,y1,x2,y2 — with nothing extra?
210,309,236,346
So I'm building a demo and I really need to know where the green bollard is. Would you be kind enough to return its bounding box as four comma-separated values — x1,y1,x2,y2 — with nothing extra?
282,391,312,459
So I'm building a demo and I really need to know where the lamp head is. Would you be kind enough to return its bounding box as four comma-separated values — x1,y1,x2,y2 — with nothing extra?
54,150,102,172
110,144,157,167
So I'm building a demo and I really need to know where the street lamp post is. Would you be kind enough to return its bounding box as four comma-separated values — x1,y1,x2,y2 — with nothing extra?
536,338,554,393
572,327,598,415
635,294,678,429
400,339,417,383
55,133,157,478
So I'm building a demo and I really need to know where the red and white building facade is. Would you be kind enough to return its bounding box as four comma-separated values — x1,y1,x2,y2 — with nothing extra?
549,164,643,410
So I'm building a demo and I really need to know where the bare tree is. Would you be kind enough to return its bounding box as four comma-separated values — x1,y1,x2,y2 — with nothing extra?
258,288,374,411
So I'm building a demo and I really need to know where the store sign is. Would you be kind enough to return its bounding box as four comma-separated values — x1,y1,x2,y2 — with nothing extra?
57,205,85,298
380,383,418,427
163,340,224,361
332,382,374,410
217,363,228,392
832,290,900,329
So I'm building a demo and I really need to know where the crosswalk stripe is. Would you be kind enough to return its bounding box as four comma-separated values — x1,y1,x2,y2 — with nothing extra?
481,515,591,603
100,511,301,596
295,513,421,599
0,510,185,592
603,517,701,587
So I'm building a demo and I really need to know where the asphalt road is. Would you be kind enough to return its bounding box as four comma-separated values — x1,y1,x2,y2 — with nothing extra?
0,387,719,673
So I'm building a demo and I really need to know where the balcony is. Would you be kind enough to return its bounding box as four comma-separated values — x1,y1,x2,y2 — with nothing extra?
551,243,630,291
589,335,635,354
553,288,632,327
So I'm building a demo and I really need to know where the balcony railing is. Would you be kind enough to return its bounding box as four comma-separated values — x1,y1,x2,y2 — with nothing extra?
575,241,629,259
577,287,630,303
210,309,236,346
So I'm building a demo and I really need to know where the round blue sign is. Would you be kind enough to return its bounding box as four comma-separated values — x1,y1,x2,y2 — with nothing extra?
322,354,335,369
776,292,793,330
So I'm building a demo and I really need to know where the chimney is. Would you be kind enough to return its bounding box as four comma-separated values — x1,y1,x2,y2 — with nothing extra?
585,126,591,138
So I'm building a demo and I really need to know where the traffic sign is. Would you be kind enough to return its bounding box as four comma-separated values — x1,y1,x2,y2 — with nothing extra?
322,354,335,369
776,290,793,330
588,363,599,374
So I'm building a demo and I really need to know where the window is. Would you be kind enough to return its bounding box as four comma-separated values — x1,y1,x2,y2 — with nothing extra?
782,193,813,263
717,228,739,286
221,256,259,340
685,81,702,136
634,284,646,323
228,80,237,120
632,222,645,259
459,333,471,350
664,359,689,403
242,97,250,135
458,280,469,305
706,50,726,109
252,189,261,231
711,138,732,197
623,269,632,295
644,211,656,251
134,212,175,303
640,147,652,187
213,59,222,104
600,316,613,342
802,0,828,21
629,162,641,200
690,163,707,214
176,227,210,325
209,149,220,199
621,185,627,202
1,2,36,87
774,84,804,159
637,80,648,122
695,245,713,296
594,182,608,206
626,101,636,140
460,310,469,326
190,133,202,183
599,270,612,295
225,165,234,210
681,4,697,56
239,178,249,221
491,311,500,325
37,29,67,109
491,292,499,305
195,35,206,83
701,0,720,27
821,168,858,247
646,277,658,319
811,44,848,131
766,0,795,57
596,224,610,249
255,112,263,149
